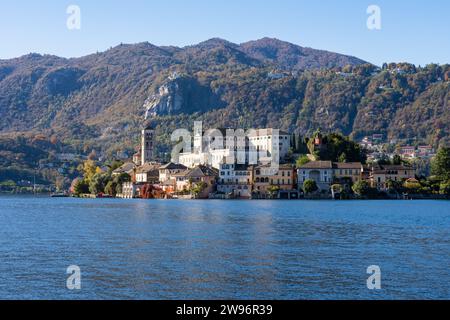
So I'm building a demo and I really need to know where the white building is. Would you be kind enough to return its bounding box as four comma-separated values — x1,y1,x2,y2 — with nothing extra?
178,128,290,169
117,182,138,199
248,128,290,164
297,161,333,192
217,164,253,198
135,162,161,184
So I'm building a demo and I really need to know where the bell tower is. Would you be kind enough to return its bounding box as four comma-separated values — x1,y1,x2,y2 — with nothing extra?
141,125,155,165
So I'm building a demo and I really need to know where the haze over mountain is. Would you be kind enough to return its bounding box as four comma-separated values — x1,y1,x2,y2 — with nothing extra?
0,37,448,168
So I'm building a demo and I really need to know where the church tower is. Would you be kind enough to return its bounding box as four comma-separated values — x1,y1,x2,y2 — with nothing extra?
141,125,155,165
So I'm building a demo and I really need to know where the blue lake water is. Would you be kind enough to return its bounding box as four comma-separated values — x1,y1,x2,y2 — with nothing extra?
0,196,449,300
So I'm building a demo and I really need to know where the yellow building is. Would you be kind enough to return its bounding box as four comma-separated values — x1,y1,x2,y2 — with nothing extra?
254,164,296,198
370,164,416,190
332,162,363,184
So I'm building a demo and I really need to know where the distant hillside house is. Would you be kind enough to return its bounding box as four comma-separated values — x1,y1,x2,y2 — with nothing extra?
56,153,79,161
372,134,384,143
417,145,435,158
267,71,289,80
398,146,416,159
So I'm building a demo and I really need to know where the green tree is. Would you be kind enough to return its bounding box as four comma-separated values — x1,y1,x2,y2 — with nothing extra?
113,173,131,185
303,179,318,194
267,185,281,198
89,173,110,195
392,154,403,165
332,184,344,192
73,179,89,196
431,147,450,181
115,183,123,195
386,179,403,193
190,181,207,198
352,180,370,196
439,181,450,196
105,181,118,196
108,160,124,174
79,160,99,184
338,153,347,163
404,179,421,190
309,132,367,163
296,155,311,167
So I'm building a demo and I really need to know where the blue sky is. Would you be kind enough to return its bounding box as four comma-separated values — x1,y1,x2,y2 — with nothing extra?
0,0,448,66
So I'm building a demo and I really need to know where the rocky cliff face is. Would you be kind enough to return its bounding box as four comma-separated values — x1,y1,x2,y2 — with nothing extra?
144,73,184,119
143,73,226,119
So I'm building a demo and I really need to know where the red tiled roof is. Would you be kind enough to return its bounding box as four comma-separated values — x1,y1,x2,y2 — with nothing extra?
298,161,333,169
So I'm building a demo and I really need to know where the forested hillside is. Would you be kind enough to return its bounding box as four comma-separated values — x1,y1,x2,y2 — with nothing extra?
0,38,448,183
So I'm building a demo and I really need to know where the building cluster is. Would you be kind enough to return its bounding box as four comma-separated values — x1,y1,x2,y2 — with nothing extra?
111,126,417,200
397,145,435,160
299,161,416,192
360,134,435,162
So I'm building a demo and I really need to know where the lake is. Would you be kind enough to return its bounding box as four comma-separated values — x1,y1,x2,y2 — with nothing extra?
0,196,449,299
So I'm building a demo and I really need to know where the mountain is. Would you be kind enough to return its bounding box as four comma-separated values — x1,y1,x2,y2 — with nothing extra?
0,38,448,186
239,38,367,70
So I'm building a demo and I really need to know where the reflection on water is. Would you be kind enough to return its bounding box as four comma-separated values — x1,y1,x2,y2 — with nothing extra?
0,196,449,299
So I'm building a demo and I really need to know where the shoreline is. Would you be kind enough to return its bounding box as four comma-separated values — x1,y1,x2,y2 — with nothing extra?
1,193,448,201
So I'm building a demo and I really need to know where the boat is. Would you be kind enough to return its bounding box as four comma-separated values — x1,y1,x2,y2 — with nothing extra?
50,193,69,198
